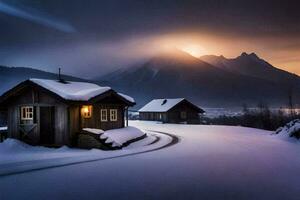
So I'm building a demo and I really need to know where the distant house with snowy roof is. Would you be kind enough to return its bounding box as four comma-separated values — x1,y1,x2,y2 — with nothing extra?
0,78,135,146
139,98,204,124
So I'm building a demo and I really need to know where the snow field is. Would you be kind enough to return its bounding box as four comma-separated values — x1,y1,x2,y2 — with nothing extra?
0,130,173,176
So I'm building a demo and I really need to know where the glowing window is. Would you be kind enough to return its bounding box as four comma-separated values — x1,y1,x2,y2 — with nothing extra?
21,106,33,120
81,105,92,118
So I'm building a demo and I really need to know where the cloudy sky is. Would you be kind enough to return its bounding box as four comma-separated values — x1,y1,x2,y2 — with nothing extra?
0,0,299,78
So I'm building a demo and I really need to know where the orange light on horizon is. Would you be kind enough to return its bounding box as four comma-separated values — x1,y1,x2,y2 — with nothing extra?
180,44,206,58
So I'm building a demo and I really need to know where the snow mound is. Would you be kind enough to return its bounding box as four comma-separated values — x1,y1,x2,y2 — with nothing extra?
0,126,7,131
0,138,32,152
275,119,300,139
101,127,145,147
82,128,104,135
2,138,31,148
84,127,145,147
0,139,73,153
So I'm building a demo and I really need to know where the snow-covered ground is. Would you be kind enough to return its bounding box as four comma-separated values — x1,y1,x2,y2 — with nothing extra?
1,121,300,200
0,129,172,176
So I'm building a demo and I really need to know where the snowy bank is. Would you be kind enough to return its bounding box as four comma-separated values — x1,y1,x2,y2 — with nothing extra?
0,138,32,152
101,126,145,147
0,126,7,131
82,128,104,135
83,126,146,148
275,119,300,139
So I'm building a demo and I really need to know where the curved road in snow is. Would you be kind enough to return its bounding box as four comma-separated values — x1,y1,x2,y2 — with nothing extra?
0,131,179,177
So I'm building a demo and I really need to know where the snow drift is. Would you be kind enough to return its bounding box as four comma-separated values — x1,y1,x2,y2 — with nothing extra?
83,126,145,147
275,119,300,139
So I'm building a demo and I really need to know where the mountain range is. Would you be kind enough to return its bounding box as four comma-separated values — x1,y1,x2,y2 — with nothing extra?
98,49,300,108
0,50,299,109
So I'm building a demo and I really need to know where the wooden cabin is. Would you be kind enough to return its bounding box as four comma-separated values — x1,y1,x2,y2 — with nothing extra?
0,78,135,146
139,98,204,124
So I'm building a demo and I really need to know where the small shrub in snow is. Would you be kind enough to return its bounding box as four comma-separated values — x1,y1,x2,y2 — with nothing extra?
275,119,300,139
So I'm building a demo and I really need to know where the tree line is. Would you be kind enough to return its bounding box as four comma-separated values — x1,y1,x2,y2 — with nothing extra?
202,103,299,131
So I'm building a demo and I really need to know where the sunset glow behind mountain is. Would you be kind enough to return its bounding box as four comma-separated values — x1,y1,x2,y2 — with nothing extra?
0,0,299,78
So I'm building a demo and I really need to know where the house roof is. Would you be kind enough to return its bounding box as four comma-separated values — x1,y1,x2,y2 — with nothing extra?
139,98,204,113
30,78,112,101
0,78,135,105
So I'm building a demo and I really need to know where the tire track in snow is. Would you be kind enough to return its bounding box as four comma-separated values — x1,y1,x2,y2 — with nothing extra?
0,131,179,177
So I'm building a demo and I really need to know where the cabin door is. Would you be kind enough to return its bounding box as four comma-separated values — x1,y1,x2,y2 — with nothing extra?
40,106,55,145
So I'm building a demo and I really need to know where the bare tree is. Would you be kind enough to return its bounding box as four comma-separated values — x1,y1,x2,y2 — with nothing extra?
288,87,295,118
242,103,250,115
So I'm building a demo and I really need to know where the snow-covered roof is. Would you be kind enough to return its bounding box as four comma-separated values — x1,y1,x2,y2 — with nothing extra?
28,78,135,103
139,98,185,112
118,92,135,104
30,78,111,101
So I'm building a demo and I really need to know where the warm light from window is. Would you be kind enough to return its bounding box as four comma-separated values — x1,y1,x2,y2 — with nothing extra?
21,106,34,120
81,105,92,118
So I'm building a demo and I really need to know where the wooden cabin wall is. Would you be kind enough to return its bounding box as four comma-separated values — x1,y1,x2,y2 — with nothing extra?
55,105,69,145
0,109,7,127
6,88,39,143
139,112,167,122
97,104,124,130
140,112,151,121
81,104,125,131
7,106,20,139
5,87,69,145
167,102,200,123
69,106,80,144
37,88,70,145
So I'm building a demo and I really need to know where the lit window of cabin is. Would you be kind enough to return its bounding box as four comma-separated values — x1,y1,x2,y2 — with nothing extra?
21,106,34,120
81,105,92,118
